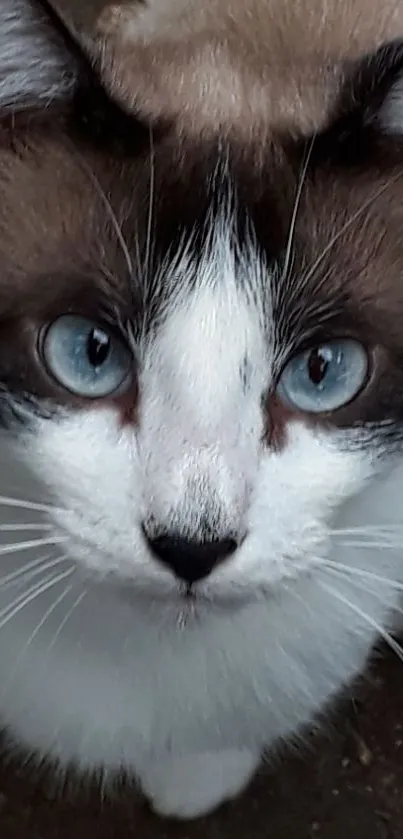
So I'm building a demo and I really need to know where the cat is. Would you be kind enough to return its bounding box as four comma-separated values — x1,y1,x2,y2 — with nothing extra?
0,0,403,820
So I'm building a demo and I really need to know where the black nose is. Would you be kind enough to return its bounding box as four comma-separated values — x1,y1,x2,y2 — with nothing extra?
145,531,238,584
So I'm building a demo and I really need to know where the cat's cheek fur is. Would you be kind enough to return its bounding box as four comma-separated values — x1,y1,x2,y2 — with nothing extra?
21,409,372,594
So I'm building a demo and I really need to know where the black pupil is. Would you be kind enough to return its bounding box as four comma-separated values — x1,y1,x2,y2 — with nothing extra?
87,328,111,368
307,348,330,385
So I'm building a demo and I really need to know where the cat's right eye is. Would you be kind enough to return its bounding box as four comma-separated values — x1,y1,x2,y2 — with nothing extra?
41,315,134,399
276,339,369,415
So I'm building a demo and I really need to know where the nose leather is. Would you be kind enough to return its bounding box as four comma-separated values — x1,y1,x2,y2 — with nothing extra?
145,532,237,584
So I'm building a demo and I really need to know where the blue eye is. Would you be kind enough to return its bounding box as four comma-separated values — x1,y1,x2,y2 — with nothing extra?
277,340,368,414
42,315,133,398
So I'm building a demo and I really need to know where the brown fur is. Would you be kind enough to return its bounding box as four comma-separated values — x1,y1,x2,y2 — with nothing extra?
0,120,402,428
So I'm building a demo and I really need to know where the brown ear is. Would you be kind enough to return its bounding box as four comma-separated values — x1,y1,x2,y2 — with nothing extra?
374,43,403,135
0,0,91,114
339,40,403,136
329,40,403,140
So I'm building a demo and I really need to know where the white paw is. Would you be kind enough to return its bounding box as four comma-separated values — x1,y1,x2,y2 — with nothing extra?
139,749,260,820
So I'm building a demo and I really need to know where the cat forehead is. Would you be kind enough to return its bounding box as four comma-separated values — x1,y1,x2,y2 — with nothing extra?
0,131,401,349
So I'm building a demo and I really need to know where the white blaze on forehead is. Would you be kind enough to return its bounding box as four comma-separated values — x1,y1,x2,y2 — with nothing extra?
153,287,259,423
138,233,271,534
144,235,269,430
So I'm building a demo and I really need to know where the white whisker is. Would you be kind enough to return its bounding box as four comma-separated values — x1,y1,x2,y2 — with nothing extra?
0,581,74,703
320,558,403,593
0,567,74,632
302,169,403,288
145,125,155,281
319,578,403,663
45,587,87,656
0,553,70,592
0,495,59,514
332,525,403,535
76,156,133,280
329,525,403,546
0,553,66,593
0,522,53,532
280,135,316,285
333,539,403,550
321,564,403,626
0,535,65,557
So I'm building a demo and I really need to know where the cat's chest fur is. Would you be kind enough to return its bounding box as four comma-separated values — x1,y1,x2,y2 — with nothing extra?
0,561,387,770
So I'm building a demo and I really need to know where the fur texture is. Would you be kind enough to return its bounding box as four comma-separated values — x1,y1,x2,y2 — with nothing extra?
0,0,403,820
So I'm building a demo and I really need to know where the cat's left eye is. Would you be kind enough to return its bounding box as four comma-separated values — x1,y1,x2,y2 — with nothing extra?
41,315,133,398
276,339,369,414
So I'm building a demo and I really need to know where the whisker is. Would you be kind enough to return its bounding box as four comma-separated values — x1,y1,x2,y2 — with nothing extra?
319,578,403,663
145,125,155,282
0,554,70,593
23,583,74,650
331,525,403,535
0,523,53,532
76,155,133,280
134,218,144,286
302,169,403,288
131,215,148,347
320,557,403,593
280,135,316,286
332,539,403,550
45,587,88,656
322,564,403,627
0,535,65,558
0,553,66,593
0,495,59,514
0,567,75,632
0,581,74,703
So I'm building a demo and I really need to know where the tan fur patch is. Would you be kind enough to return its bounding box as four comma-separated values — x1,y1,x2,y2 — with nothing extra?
93,0,403,139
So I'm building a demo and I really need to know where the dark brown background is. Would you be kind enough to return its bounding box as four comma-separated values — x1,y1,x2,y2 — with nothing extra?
1,1,403,836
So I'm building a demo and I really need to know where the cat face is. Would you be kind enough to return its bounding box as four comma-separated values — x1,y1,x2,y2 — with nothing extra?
1,0,403,613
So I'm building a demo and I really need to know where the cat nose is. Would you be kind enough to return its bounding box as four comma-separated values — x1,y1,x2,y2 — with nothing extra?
144,531,238,584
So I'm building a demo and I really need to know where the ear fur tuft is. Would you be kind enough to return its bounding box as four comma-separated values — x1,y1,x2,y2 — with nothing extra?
350,40,403,136
378,75,403,134
0,0,80,112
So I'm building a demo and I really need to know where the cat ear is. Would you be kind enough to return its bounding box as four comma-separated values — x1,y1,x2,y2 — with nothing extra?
344,40,403,136
377,67,403,135
314,41,403,164
0,0,89,113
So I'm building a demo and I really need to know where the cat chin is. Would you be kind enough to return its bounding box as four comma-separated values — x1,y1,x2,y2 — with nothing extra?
89,568,280,617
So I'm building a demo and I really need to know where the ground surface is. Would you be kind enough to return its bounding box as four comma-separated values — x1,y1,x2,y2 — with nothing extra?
1,1,403,836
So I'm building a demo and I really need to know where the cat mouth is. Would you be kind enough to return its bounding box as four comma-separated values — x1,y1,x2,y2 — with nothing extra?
181,583,199,600
110,574,257,615
64,536,273,612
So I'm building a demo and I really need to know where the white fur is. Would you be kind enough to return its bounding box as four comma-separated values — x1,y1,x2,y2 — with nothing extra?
139,750,260,819
0,229,402,819
0,0,76,110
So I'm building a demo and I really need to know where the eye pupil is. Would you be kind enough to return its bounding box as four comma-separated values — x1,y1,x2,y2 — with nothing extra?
307,348,330,386
87,328,110,368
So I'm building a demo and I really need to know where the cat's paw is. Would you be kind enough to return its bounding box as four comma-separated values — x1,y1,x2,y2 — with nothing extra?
140,749,260,820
